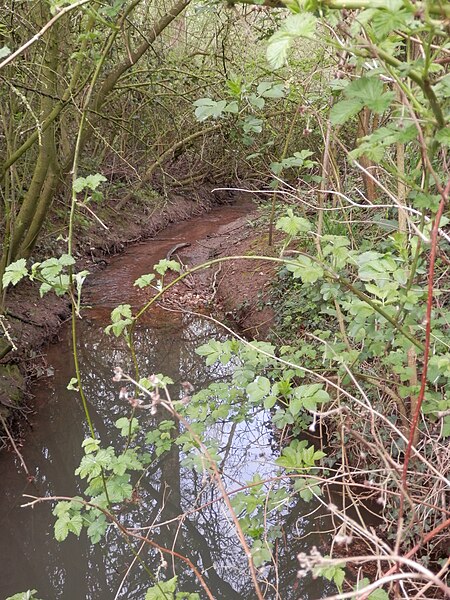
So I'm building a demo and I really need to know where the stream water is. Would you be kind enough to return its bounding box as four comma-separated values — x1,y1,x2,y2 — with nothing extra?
0,202,334,600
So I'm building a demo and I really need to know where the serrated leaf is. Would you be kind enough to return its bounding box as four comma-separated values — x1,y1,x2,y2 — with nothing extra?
246,376,271,403
2,258,28,287
346,76,394,113
330,98,364,125
134,273,156,288
54,515,70,541
267,13,317,69
146,576,178,599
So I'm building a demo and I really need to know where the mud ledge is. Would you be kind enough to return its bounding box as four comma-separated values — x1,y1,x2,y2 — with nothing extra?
0,186,238,433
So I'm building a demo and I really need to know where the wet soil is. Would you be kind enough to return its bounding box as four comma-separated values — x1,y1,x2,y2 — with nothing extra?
0,193,279,442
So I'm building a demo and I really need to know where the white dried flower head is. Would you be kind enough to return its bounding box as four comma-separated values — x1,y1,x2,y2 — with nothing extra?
113,366,123,382
119,387,128,400
129,397,143,408
149,374,160,386
160,560,168,569
150,406,157,416
181,381,194,393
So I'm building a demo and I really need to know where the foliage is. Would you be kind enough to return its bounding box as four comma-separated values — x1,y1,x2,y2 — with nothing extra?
145,577,200,600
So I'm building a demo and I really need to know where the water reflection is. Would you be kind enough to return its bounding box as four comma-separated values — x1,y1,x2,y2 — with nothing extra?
0,313,334,599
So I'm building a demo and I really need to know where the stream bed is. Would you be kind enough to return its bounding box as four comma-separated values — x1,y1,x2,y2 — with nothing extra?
0,202,334,599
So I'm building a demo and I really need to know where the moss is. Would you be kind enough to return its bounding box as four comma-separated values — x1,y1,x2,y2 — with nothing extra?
0,364,25,411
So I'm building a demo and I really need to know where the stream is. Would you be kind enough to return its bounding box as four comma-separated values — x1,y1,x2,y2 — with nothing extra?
0,202,334,600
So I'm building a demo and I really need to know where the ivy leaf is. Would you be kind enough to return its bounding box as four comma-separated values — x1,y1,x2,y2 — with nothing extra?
2,258,28,287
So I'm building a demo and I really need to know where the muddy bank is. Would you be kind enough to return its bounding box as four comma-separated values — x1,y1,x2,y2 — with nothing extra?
0,188,244,426
1,192,279,443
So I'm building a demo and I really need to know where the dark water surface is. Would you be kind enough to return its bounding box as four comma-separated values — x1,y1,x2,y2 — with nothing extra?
0,203,333,599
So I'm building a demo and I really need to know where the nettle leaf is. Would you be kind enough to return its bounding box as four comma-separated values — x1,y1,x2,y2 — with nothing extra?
267,13,317,69
331,77,394,124
276,209,311,237
370,4,413,39
2,258,28,287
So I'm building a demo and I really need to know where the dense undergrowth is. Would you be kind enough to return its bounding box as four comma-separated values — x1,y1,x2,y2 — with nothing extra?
1,0,450,598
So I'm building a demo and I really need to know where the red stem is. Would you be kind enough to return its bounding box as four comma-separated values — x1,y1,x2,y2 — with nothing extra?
401,179,450,494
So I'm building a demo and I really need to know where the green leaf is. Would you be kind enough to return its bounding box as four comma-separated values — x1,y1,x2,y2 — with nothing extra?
345,76,394,114
267,13,317,69
276,209,311,236
193,98,227,121
6,591,43,600
84,173,107,191
67,377,79,391
257,82,285,98
330,98,364,125
154,259,182,276
81,437,100,454
115,417,139,437
0,46,11,59
286,256,323,283
246,376,271,403
146,576,178,600
134,273,156,288
2,258,28,287
54,514,70,541
87,513,107,544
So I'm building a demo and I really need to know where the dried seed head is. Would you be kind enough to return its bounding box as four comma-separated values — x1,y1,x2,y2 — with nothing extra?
113,367,123,382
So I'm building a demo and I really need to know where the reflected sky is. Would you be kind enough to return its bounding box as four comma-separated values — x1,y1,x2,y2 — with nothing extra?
0,312,334,599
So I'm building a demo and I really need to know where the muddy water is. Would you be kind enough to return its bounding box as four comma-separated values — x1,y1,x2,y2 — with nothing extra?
0,202,334,600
